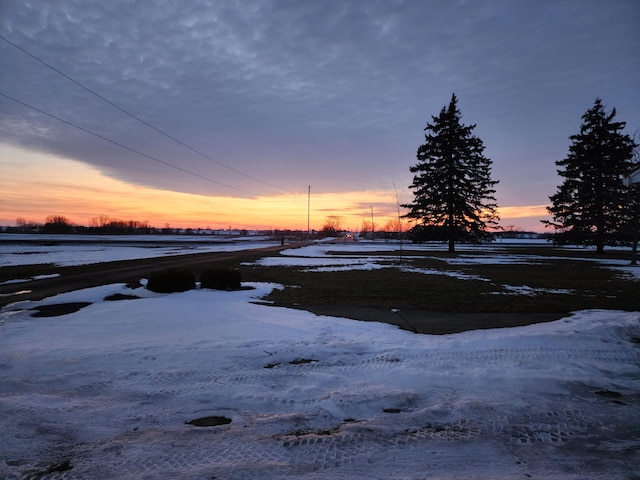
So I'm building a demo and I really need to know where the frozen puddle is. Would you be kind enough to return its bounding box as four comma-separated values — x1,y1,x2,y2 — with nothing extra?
0,283,638,479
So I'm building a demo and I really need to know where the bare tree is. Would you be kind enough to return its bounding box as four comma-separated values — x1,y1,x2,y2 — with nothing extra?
321,216,344,236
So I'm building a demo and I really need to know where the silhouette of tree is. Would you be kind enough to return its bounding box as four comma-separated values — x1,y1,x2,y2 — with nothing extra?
544,99,637,252
43,215,73,233
321,216,344,236
402,94,499,252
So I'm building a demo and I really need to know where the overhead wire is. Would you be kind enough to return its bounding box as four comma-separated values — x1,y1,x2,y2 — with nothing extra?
0,34,286,194
0,92,255,196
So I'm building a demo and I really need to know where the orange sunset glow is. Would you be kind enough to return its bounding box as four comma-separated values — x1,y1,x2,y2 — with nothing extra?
0,145,388,231
2,145,551,232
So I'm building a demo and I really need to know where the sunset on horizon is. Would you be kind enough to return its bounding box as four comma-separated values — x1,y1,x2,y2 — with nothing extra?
2,144,553,232
1,1,638,233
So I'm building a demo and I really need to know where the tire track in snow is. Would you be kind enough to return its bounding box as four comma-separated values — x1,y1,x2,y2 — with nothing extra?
7,406,635,480
19,405,623,480
130,346,638,397
5,344,638,479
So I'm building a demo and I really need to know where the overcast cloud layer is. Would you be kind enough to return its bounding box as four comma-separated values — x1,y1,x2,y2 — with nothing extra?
1,0,639,206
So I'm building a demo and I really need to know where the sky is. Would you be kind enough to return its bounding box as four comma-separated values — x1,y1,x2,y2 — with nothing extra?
1,0,639,231
1,242,639,477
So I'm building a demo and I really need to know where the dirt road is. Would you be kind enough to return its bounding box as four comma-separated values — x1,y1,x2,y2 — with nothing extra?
0,244,288,308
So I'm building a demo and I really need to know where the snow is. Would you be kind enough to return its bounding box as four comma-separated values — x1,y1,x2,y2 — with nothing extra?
0,234,278,267
491,285,575,296
0,240,639,478
0,274,61,286
609,262,640,280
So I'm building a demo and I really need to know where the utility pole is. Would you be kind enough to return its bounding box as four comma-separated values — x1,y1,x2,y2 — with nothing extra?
307,185,311,242
370,205,374,242
394,182,403,261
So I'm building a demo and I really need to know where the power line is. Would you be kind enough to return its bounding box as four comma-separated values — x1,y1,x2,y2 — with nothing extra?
0,92,255,196
0,34,285,193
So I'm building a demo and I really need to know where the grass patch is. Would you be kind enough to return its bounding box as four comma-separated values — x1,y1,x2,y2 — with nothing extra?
239,246,640,314
266,268,497,311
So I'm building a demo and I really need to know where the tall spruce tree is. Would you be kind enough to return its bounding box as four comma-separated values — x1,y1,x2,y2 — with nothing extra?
544,99,637,253
402,94,499,252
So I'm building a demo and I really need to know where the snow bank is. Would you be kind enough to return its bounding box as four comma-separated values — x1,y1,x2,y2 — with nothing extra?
1,282,638,479
0,239,278,267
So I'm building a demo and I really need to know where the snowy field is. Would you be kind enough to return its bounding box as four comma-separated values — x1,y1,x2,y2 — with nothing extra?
1,239,639,478
0,234,278,267
258,242,640,281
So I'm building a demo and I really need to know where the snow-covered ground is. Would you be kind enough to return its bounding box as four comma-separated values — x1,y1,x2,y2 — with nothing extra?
0,234,278,267
258,242,640,281
0,240,639,479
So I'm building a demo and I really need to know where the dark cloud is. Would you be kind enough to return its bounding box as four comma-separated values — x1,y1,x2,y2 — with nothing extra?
1,0,639,204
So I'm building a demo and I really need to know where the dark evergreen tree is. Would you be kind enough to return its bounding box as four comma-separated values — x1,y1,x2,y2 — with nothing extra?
544,99,637,253
626,134,640,264
402,94,499,252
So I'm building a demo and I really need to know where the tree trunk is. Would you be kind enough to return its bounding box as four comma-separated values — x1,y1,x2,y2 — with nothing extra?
595,169,605,253
447,159,455,253
595,205,605,253
448,211,455,253
632,204,639,266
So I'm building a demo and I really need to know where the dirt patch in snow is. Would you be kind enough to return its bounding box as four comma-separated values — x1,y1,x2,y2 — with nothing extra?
296,305,563,335
31,302,92,317
185,416,232,427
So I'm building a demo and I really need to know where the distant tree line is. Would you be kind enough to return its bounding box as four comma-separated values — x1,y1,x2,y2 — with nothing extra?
89,215,153,234
13,215,154,235
9,216,304,238
319,215,407,240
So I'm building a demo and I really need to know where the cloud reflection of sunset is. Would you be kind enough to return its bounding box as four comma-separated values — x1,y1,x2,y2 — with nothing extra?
1,147,394,230
1,146,551,232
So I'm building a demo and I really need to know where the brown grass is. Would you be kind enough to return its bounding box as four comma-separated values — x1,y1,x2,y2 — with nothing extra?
240,245,639,313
